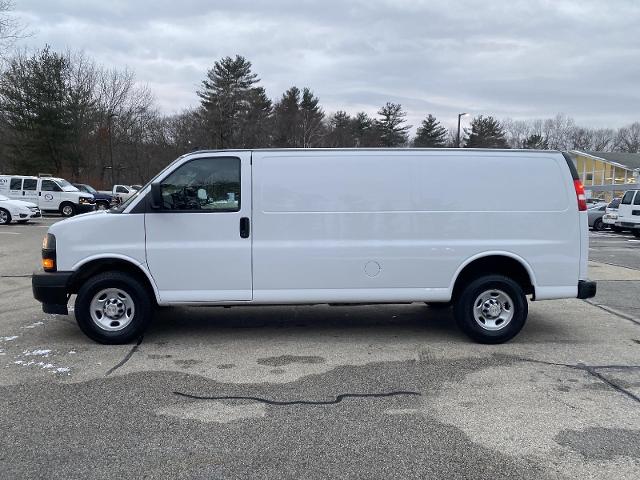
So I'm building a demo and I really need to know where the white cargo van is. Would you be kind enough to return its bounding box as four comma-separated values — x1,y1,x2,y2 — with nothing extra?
32,149,595,344
613,189,640,236
0,175,95,217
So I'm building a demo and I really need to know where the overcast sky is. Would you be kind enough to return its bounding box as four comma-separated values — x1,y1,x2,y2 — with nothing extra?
13,0,640,130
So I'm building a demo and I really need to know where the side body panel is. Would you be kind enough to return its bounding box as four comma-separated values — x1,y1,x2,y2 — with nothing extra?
251,150,580,303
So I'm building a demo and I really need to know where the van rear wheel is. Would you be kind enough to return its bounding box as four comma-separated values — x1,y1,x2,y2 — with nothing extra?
60,202,76,217
75,271,152,344
453,275,527,344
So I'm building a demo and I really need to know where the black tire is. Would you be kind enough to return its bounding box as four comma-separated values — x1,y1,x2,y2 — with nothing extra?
74,271,152,344
593,218,604,231
60,202,76,217
613,226,623,233
453,275,528,344
0,208,11,225
426,301,452,309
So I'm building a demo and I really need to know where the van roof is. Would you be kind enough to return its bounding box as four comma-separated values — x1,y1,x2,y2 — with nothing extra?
182,148,562,156
0,175,65,180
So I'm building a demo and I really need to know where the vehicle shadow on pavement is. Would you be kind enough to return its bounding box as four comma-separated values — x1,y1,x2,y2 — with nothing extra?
139,302,572,344
145,303,461,339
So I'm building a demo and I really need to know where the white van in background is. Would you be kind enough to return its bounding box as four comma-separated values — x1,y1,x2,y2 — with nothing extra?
32,148,595,345
0,175,95,217
613,189,640,237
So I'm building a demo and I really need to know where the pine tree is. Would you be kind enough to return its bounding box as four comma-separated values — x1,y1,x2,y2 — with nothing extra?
352,112,379,147
522,133,548,149
0,46,74,174
464,115,510,148
377,102,410,147
240,87,272,148
299,88,324,147
272,86,301,147
326,110,355,147
413,114,447,147
197,55,259,149
272,86,324,147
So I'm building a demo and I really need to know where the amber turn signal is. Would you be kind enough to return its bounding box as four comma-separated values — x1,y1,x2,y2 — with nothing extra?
42,258,55,270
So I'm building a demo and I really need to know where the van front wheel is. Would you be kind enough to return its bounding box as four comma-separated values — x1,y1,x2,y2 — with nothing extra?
454,275,527,344
75,271,152,344
60,202,76,217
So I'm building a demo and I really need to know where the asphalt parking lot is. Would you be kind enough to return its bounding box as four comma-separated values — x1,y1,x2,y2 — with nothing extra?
1,218,640,479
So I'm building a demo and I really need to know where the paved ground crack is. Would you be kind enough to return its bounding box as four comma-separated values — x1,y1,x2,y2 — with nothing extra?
173,390,421,406
105,336,143,376
584,299,640,326
520,357,640,404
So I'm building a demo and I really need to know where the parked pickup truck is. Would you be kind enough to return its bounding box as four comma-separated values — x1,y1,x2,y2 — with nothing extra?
73,184,114,210
98,185,139,205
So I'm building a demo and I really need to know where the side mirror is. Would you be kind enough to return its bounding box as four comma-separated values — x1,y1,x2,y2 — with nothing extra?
150,183,162,209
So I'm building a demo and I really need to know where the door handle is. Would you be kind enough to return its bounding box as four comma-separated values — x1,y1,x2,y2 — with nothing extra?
240,217,250,238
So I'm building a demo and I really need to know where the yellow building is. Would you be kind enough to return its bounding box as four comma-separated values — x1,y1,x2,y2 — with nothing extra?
569,151,640,202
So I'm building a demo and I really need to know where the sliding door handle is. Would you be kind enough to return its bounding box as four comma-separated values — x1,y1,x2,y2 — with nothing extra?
240,217,250,238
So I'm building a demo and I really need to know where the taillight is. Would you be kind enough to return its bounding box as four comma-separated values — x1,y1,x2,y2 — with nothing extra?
574,179,587,211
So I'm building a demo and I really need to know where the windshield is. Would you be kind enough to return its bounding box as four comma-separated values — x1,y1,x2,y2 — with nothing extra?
57,179,79,192
83,184,97,194
609,199,620,208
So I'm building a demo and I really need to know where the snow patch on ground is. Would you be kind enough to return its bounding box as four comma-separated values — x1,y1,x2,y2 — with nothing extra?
10,348,71,375
23,321,44,329
0,335,19,342
22,349,51,357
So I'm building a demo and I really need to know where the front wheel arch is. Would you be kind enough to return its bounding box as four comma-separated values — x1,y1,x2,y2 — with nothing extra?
69,258,158,306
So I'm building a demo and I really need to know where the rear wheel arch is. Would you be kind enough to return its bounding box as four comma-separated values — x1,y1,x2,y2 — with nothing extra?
69,258,159,305
451,254,535,300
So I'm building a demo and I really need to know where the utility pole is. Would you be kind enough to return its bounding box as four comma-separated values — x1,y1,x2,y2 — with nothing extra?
457,112,469,148
107,113,118,186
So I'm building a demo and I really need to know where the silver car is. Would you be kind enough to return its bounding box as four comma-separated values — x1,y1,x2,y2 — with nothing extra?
588,202,608,231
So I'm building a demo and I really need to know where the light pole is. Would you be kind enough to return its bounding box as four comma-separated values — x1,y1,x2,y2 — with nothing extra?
456,112,469,148
107,113,118,186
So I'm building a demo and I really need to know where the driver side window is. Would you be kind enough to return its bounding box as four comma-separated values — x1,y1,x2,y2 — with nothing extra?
160,157,241,212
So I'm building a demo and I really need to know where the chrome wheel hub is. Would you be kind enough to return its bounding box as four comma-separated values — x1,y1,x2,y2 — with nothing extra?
89,288,135,331
473,289,514,331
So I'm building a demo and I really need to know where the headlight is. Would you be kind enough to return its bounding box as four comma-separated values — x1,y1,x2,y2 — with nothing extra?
42,233,56,250
79,197,91,204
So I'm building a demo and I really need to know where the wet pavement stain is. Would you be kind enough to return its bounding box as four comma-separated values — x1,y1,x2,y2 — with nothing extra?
257,355,325,367
555,427,640,459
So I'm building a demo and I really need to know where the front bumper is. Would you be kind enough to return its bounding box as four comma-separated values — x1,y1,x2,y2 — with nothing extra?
77,203,96,214
32,271,74,315
577,280,597,299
